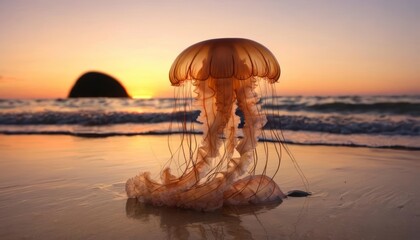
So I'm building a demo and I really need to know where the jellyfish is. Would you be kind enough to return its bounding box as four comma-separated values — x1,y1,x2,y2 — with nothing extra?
126,38,290,211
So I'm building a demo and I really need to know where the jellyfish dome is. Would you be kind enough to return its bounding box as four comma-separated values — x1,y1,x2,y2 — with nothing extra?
126,38,287,211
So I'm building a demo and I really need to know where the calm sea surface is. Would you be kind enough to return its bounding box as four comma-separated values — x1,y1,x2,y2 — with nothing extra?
1,95,419,149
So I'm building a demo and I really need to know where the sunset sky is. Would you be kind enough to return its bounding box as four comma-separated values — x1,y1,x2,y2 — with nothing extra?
0,0,419,98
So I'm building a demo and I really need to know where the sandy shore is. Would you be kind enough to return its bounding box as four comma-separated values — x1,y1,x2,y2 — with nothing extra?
0,134,419,239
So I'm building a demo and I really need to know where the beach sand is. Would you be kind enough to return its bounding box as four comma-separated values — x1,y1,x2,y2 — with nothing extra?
0,134,419,239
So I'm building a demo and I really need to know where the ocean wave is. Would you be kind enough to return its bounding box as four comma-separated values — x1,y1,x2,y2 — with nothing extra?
267,115,420,136
0,111,200,125
262,102,420,116
1,111,418,136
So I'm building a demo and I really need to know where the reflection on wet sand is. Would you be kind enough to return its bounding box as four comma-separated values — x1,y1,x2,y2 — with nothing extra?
125,198,280,239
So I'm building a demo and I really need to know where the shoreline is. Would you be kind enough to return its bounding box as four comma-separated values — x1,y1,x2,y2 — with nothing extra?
1,132,419,151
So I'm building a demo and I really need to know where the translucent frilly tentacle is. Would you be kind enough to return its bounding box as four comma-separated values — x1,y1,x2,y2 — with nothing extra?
126,77,285,211
235,77,267,156
223,175,286,205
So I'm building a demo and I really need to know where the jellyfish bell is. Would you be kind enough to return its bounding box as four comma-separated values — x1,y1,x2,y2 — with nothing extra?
169,38,280,83
126,38,288,211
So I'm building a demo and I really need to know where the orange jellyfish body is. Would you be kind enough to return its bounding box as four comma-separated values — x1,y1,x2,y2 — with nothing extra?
126,38,286,211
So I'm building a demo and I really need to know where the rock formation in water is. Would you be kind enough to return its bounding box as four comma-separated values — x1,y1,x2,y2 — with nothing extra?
68,71,130,98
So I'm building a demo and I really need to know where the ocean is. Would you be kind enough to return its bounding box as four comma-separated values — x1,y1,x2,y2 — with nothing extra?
1,95,419,150
1,96,420,239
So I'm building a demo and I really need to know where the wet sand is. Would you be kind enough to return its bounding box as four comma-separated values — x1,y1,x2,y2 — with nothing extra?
0,135,419,239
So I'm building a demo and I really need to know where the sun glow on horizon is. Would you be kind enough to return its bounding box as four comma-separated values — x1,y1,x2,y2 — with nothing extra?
132,95,153,100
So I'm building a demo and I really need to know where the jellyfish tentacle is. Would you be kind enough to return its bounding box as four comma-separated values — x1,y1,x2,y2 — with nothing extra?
126,78,237,209
126,77,284,210
236,77,267,156
223,175,286,205
220,77,267,182
218,77,271,204
160,78,241,210
173,77,272,209
223,103,240,162
168,77,238,210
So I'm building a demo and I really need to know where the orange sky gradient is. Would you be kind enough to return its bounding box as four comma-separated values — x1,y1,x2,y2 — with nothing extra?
0,0,419,99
